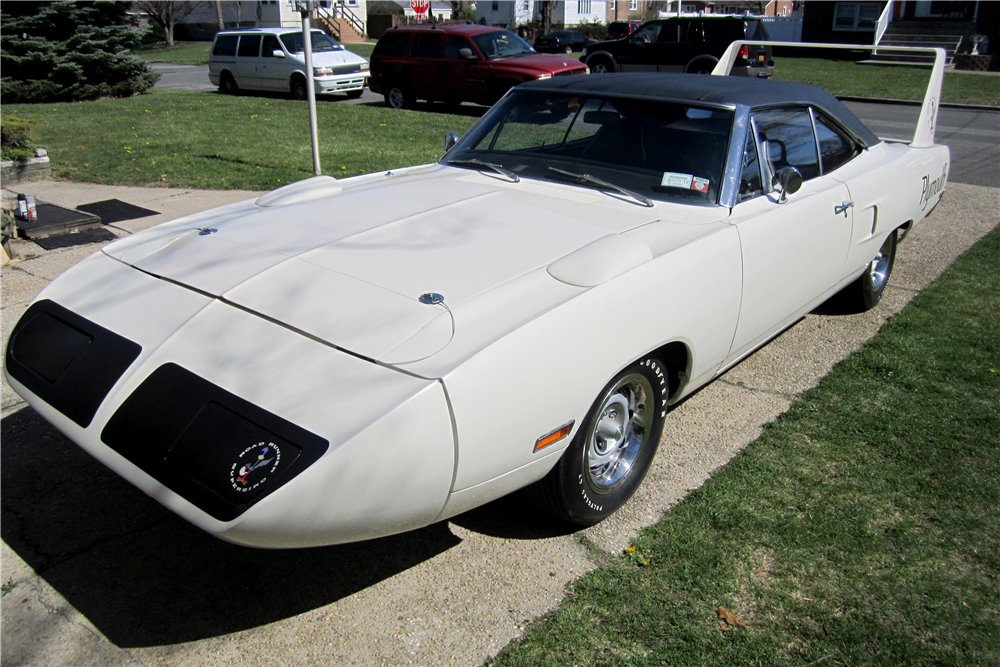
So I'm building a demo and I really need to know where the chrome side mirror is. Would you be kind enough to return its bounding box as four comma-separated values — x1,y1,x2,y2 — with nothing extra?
444,131,458,152
774,166,803,204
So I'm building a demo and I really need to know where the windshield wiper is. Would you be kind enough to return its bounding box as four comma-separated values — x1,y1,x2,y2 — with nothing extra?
446,159,520,183
547,167,654,207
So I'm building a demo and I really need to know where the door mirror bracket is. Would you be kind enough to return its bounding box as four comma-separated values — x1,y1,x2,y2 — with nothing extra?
774,166,803,204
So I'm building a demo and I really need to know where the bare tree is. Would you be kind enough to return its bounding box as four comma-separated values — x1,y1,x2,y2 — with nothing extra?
135,1,201,48
538,0,557,37
215,0,224,31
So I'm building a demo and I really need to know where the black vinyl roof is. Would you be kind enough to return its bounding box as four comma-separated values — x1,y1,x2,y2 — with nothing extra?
520,73,881,147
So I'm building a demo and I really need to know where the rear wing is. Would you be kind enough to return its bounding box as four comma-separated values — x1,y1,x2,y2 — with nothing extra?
712,42,946,148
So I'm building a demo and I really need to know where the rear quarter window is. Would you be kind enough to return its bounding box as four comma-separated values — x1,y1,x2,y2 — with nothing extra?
213,35,238,57
374,32,411,57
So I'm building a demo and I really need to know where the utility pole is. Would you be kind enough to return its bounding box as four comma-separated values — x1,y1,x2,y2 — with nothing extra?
296,1,322,176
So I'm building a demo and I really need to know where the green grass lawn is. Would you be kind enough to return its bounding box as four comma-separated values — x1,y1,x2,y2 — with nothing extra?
488,226,1000,666
3,90,476,190
134,40,375,65
773,57,1000,107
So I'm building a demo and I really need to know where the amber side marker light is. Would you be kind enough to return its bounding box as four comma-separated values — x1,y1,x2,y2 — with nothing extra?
534,421,575,452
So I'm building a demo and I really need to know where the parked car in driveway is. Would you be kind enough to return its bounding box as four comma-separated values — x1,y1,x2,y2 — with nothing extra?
209,28,368,100
369,23,589,108
4,43,950,548
605,20,643,40
583,15,773,76
534,30,597,53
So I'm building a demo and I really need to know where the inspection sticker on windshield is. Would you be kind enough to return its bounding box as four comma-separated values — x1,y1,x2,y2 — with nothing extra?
661,172,693,189
661,173,710,193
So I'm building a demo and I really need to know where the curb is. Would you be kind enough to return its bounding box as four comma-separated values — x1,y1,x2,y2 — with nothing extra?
837,95,1000,111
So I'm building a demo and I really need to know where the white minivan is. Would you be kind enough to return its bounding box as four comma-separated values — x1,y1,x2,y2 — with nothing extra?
209,28,369,99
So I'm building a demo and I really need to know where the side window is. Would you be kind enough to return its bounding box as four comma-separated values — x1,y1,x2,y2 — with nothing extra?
814,112,860,174
752,107,820,181
632,21,663,43
237,35,262,58
213,35,238,57
261,34,282,58
411,33,442,58
656,21,684,43
373,32,410,57
445,35,472,59
739,126,763,200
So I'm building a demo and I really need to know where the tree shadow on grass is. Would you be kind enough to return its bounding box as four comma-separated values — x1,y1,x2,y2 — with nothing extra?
1,407,460,648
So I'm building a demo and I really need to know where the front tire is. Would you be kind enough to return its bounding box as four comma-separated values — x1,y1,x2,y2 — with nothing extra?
588,56,615,74
291,76,308,101
526,357,668,526
846,230,897,311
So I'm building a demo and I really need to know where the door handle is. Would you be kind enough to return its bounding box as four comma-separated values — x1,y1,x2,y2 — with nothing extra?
834,201,854,217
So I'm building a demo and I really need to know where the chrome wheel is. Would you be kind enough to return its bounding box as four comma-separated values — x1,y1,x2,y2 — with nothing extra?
585,372,654,492
591,60,611,74
868,235,893,291
387,86,407,109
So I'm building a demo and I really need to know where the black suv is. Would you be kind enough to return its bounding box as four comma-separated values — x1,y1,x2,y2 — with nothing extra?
582,16,773,77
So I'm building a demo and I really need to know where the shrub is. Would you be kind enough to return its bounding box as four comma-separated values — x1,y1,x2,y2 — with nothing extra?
0,1,159,103
0,115,39,162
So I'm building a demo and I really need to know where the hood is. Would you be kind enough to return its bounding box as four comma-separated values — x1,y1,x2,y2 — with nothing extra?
309,49,368,67
103,166,671,361
496,53,586,74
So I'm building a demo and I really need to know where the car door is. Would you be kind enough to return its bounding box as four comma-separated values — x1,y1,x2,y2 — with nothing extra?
649,19,689,72
439,35,487,105
725,107,854,364
617,21,662,72
409,32,444,101
258,34,287,91
235,34,262,89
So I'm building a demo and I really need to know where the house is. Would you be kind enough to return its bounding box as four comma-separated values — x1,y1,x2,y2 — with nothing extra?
477,1,608,31
173,1,369,43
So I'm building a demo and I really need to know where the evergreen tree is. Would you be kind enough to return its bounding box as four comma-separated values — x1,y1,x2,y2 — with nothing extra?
1,1,159,103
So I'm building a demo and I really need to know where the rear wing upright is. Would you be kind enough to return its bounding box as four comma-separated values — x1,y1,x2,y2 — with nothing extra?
712,41,946,148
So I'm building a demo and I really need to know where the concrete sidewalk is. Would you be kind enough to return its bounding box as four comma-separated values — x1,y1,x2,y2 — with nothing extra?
1,180,998,667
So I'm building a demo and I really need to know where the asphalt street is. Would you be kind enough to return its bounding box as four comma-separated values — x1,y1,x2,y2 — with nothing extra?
0,66,997,667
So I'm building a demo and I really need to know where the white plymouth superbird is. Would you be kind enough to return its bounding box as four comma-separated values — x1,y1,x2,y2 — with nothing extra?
4,47,949,548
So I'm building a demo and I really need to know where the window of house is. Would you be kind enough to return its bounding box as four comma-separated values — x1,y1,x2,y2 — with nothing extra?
492,1,499,10
578,0,592,13
610,0,616,9
630,0,638,10
237,35,261,58
832,2,882,30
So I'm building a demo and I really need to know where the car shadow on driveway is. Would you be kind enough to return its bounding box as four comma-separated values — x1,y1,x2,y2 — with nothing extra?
1,407,462,648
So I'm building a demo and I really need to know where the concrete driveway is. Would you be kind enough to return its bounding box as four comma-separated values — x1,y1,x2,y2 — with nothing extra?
2,179,998,663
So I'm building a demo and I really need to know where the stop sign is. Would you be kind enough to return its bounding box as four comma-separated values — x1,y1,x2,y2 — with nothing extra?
411,0,429,17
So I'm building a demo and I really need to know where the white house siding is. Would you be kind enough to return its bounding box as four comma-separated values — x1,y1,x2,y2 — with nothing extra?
478,1,607,28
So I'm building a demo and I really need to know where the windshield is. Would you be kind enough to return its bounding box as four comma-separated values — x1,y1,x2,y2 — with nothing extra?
279,31,345,53
472,30,536,59
445,90,733,204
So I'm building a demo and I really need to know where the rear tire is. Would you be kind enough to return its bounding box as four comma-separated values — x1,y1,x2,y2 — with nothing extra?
845,230,897,311
384,83,412,109
525,357,669,526
686,58,717,74
219,71,239,95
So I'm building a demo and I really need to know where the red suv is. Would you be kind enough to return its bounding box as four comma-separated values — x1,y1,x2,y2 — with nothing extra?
369,24,589,109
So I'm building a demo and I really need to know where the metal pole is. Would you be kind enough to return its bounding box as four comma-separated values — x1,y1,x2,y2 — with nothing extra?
301,3,322,176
